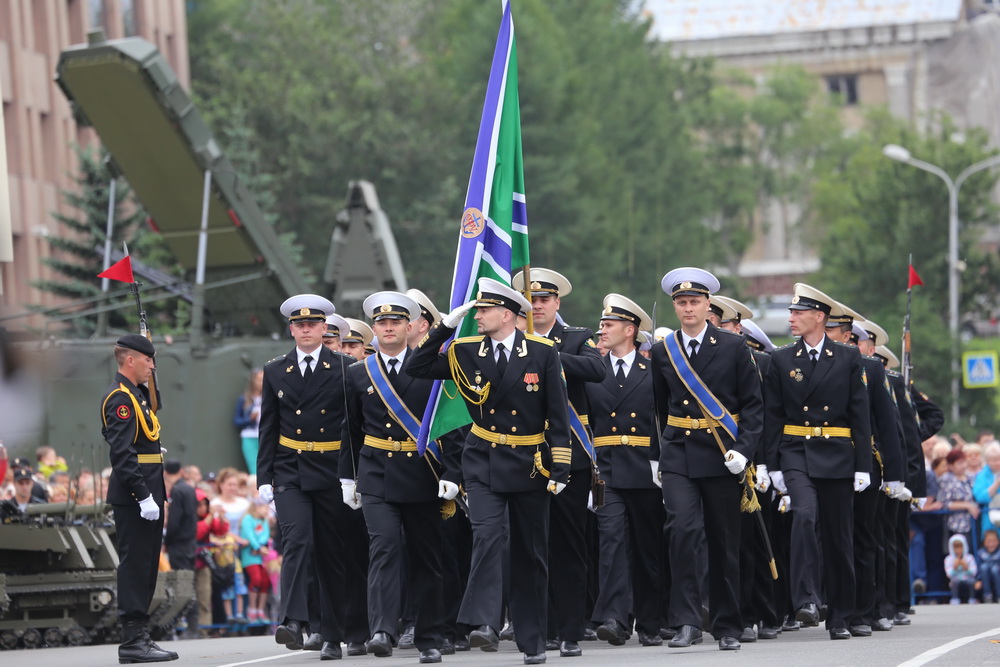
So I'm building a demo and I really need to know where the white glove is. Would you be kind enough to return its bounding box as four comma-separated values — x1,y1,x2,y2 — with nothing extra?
587,492,595,512
138,495,160,521
341,479,362,510
769,470,787,494
443,300,477,328
547,481,567,495
897,486,913,502
724,450,747,475
651,460,662,488
755,465,771,492
778,495,791,513
915,497,927,510
885,481,903,499
258,484,274,504
438,480,459,500
853,472,871,493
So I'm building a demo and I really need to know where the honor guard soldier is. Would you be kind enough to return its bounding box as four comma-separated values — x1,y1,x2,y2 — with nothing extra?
586,295,665,648
652,268,764,651
257,295,354,660
338,291,462,664
408,277,571,665
827,308,905,636
322,314,350,353
513,268,604,658
342,319,375,361
762,284,871,640
101,334,178,664
406,289,443,349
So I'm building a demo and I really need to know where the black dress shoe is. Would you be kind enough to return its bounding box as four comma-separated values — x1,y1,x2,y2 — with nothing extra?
398,625,416,650
582,627,598,641
596,619,629,646
441,638,456,655
829,627,851,640
892,612,911,626
660,627,677,640
545,639,559,651
455,636,471,651
346,641,366,656
872,618,893,632
320,642,342,660
637,631,662,647
500,623,515,641
274,620,304,650
758,626,779,640
849,624,872,637
667,625,702,648
781,617,800,631
719,636,741,651
559,640,582,657
303,632,323,651
419,648,442,664
795,603,819,626
367,632,393,657
740,626,757,643
524,653,547,665
469,625,500,652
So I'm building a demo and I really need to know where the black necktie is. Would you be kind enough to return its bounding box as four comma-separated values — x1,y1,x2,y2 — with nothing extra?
809,349,818,367
688,339,698,360
615,359,626,386
303,355,314,379
388,358,399,378
496,343,508,377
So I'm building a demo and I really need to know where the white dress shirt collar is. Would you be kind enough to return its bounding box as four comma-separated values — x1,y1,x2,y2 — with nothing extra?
609,349,637,377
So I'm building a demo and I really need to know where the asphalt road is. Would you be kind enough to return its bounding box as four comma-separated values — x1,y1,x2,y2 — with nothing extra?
2,605,999,666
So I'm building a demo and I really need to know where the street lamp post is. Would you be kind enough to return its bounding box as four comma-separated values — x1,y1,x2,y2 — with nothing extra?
882,144,1000,424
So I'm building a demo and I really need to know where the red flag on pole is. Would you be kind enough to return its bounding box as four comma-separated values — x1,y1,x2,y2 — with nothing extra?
907,264,924,289
97,255,134,284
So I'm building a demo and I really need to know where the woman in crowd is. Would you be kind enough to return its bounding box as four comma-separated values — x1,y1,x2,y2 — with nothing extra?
233,369,264,474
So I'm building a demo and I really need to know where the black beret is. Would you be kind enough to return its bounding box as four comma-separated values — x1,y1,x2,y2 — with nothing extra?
116,333,155,357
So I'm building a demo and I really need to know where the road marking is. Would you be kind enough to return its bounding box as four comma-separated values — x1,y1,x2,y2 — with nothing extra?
217,653,304,667
898,626,1000,667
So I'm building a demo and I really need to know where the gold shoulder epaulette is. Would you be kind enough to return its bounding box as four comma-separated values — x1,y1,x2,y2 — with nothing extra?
265,355,285,366
773,341,796,351
525,333,555,346
861,353,879,361
886,369,901,377
349,359,365,368
716,327,741,337
453,335,483,344
832,340,855,349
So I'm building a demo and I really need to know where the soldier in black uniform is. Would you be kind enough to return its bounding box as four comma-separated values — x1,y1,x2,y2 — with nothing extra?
652,268,764,651
826,309,905,636
408,277,571,666
586,294,664,648
339,291,463,664
322,314,349,353
512,268,604,658
257,295,354,661
763,284,871,640
100,334,178,663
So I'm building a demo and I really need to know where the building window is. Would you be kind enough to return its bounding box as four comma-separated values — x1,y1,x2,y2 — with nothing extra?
87,0,105,32
122,0,137,36
825,74,858,105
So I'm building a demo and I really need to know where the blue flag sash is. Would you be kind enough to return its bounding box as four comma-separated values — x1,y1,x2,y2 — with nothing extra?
568,401,595,464
365,356,440,463
663,333,739,442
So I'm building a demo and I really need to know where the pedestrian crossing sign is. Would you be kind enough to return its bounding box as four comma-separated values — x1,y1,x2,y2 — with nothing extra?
962,351,999,388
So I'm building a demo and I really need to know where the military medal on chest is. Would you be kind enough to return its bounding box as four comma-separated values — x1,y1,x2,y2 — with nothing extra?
791,368,804,383
474,370,483,393
523,372,539,392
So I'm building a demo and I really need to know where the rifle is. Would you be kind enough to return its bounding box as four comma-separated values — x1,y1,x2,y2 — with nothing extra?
130,264,160,413
902,253,918,391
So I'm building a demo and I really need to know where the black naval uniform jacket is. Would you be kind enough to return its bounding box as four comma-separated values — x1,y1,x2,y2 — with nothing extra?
542,321,604,471
764,337,871,479
651,325,763,478
101,372,166,506
750,349,771,465
912,387,944,443
586,353,660,489
407,322,572,492
886,370,924,496
861,355,904,483
258,346,353,492
338,353,462,503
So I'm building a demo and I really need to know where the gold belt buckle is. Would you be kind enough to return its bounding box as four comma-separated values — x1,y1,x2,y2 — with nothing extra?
306,441,315,451
498,433,508,445
812,427,822,437
690,418,701,429
392,441,401,452
621,435,630,445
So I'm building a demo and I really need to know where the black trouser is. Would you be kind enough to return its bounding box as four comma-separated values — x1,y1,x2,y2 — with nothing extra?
274,486,345,642
362,496,444,650
784,471,855,630
592,486,664,636
850,465,882,626
459,480,550,656
341,505,370,643
877,488,899,620
662,473,743,640
739,494,779,629
441,508,473,641
895,502,914,612
546,469,590,642
113,503,164,623
771,491,794,622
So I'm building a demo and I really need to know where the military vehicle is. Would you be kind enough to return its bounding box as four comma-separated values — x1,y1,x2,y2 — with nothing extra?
0,499,194,650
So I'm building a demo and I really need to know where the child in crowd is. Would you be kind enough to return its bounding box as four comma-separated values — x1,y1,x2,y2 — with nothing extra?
35,446,68,480
262,513,282,618
195,490,229,635
240,497,271,622
978,529,1000,603
945,534,978,604
211,498,248,623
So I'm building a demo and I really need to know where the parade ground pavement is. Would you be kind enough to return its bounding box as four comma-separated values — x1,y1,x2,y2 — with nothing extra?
3,604,999,666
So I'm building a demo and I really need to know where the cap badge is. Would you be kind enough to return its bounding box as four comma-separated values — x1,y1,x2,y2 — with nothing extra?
299,307,310,316
530,281,542,290
603,306,614,315
680,281,692,290
380,304,392,313
476,291,483,300
461,207,486,239
791,296,800,305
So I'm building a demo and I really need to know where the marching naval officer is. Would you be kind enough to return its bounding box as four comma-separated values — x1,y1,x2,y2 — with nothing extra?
408,277,571,665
